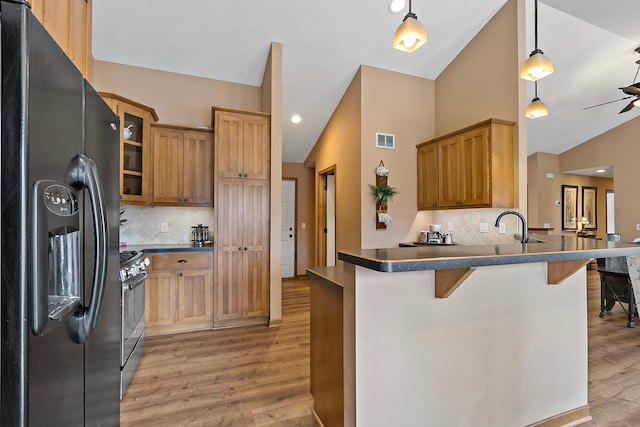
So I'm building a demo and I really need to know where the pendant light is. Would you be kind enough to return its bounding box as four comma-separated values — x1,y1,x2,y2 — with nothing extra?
525,81,549,119
392,0,427,53
520,0,554,81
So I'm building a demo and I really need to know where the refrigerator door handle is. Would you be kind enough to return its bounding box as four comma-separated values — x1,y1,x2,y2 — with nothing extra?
67,153,109,344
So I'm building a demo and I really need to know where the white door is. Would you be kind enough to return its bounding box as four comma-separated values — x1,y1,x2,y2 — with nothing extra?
326,174,336,267
281,179,296,278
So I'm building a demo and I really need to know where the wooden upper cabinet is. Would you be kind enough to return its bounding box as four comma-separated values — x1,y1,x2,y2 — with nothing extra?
151,125,213,207
214,108,270,181
460,127,491,206
417,143,439,210
437,136,463,208
152,128,183,204
30,0,93,81
183,132,214,205
417,118,515,210
100,93,158,205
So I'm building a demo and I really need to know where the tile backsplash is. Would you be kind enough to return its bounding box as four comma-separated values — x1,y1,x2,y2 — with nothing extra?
428,208,525,245
119,206,214,245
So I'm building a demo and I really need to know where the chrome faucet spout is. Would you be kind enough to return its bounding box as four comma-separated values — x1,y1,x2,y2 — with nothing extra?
495,210,528,243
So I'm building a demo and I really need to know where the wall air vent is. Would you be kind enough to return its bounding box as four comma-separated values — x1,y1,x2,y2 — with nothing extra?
376,133,395,149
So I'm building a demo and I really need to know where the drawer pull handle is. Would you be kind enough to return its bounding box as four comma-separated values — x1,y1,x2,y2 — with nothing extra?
177,259,188,264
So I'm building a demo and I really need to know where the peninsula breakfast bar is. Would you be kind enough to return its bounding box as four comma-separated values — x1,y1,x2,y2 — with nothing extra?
308,235,640,427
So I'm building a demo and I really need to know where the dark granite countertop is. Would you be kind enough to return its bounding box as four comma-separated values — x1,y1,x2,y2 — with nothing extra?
122,244,214,253
338,235,640,273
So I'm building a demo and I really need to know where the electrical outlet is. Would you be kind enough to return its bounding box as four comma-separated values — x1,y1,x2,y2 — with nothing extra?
161,222,168,233
636,224,640,231
543,223,550,228
301,222,306,229
480,223,489,233
499,223,506,234
447,223,453,232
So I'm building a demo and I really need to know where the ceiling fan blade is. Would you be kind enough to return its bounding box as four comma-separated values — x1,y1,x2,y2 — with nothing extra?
620,84,640,96
582,96,633,110
618,98,638,114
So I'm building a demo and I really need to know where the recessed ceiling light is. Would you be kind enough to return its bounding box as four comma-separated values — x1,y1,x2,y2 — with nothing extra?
596,169,606,173
290,114,302,124
388,0,406,14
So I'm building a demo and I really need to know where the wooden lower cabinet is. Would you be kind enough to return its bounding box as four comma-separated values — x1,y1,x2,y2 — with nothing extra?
215,178,269,327
145,251,213,335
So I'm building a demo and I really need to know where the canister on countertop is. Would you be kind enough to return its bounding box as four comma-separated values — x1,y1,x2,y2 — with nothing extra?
191,224,210,246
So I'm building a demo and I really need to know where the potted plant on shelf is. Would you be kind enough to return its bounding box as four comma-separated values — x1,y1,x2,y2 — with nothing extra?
369,181,398,213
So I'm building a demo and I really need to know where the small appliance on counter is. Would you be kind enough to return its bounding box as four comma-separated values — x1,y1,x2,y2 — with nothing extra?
427,224,443,243
191,224,211,246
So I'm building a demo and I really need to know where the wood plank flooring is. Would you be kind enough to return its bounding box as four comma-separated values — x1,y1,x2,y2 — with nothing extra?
120,278,316,426
122,271,640,426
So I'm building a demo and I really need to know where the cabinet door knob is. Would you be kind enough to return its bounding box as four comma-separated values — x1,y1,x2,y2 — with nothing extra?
244,173,248,178
239,173,243,178
179,272,183,277
432,203,437,207
289,227,293,231
177,259,188,264
244,247,248,251
238,247,242,251
184,198,188,202
289,234,293,238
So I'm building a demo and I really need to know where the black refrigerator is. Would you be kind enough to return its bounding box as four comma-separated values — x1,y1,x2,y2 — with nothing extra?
1,1,121,425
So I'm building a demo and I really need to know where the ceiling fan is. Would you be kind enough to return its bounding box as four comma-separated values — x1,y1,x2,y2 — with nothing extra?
583,47,640,114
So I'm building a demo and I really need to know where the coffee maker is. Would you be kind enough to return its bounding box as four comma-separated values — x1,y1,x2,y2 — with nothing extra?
427,224,443,243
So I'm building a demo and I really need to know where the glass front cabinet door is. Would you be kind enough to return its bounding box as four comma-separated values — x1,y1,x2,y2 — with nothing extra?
100,93,158,205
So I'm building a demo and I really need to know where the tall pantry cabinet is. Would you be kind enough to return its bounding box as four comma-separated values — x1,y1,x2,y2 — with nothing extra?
213,108,270,328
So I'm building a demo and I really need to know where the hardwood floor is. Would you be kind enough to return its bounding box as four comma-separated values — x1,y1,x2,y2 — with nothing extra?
121,278,317,426
585,268,640,427
122,270,640,426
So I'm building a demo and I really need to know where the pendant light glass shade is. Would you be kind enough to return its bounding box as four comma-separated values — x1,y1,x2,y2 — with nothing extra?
525,97,548,119
393,13,427,53
520,49,554,81
520,0,554,81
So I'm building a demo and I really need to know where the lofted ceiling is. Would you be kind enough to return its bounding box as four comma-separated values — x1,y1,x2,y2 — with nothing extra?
93,0,640,163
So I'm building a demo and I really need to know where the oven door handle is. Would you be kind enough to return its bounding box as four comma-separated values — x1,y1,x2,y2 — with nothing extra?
124,271,149,291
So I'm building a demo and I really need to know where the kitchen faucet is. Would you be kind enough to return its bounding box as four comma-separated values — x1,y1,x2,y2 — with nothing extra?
495,210,528,243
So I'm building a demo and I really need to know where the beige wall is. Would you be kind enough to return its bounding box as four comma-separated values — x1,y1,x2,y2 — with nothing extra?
305,69,363,259
528,152,612,238
359,66,435,249
557,116,640,241
434,0,525,210
282,163,315,274
93,60,261,128
261,43,283,323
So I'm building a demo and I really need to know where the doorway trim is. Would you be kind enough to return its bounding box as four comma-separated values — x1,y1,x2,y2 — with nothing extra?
317,165,337,267
282,177,298,278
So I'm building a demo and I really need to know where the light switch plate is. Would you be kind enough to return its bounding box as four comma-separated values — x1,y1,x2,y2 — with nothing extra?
499,223,506,234
301,222,306,229
636,224,640,231
161,222,168,233
480,223,489,233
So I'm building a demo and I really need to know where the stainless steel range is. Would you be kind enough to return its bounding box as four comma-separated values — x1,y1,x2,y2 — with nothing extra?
119,250,149,399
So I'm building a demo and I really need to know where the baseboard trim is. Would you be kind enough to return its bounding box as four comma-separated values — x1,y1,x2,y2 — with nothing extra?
269,318,283,328
526,405,591,427
312,409,325,427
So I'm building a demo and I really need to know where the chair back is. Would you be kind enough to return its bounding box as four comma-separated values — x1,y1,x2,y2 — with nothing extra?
625,256,640,308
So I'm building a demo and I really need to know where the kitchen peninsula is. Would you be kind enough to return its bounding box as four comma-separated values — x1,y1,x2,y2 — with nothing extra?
308,236,640,427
